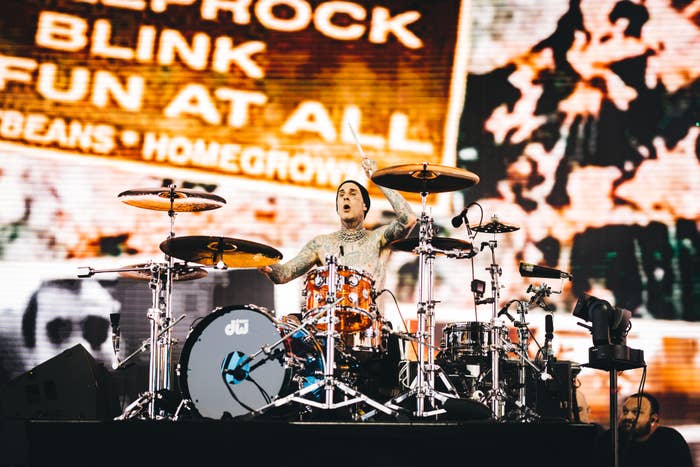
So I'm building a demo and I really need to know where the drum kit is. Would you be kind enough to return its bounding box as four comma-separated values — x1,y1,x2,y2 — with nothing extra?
77,162,562,423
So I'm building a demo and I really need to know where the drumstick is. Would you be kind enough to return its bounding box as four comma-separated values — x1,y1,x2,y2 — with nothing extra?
347,122,370,164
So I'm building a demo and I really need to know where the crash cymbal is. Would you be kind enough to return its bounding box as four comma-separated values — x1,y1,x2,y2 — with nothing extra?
118,263,208,281
390,237,475,257
470,217,520,234
160,236,283,268
118,187,226,212
371,163,480,193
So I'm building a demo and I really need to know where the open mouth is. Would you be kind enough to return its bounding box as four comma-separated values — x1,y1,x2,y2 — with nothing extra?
342,203,351,211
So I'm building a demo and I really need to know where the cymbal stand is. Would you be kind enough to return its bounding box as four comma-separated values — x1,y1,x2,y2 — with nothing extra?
481,237,508,419
119,184,181,419
244,255,398,419
376,192,459,419
115,308,186,371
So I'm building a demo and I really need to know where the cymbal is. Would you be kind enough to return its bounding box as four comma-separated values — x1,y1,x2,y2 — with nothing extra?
160,236,283,268
371,163,479,193
470,219,520,234
118,187,226,212
390,237,475,257
118,263,208,281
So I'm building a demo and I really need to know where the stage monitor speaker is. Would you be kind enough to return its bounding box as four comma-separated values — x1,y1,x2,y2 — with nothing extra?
0,344,120,420
529,360,575,422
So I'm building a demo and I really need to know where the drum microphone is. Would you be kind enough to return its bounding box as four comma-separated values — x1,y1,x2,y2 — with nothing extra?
543,313,555,378
519,262,573,280
497,300,516,322
544,314,554,357
451,209,467,228
222,352,250,382
110,312,120,369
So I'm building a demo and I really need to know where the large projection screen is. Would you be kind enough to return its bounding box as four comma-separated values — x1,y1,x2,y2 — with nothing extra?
0,0,698,429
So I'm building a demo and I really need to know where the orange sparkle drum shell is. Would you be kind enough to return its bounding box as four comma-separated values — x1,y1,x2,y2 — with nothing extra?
302,265,375,333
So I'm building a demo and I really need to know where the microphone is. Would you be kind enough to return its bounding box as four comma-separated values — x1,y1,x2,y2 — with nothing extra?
519,262,573,280
451,208,467,228
223,366,248,381
497,302,515,322
109,312,120,370
545,313,553,341
543,313,555,362
222,352,250,383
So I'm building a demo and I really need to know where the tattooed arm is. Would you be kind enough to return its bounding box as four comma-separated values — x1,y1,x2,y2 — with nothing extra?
378,185,417,245
362,159,417,246
260,237,321,284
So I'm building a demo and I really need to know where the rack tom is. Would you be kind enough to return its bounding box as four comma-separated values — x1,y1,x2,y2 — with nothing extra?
302,265,375,333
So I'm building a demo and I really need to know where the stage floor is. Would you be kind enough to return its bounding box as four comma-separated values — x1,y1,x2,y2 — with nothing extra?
1,418,600,466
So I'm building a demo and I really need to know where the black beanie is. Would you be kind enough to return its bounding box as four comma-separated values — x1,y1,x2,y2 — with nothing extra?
336,180,371,217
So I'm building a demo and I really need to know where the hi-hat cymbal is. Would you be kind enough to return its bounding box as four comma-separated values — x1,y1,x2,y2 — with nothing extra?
470,218,520,234
390,237,475,258
118,263,208,281
160,236,283,268
371,163,480,193
118,187,227,212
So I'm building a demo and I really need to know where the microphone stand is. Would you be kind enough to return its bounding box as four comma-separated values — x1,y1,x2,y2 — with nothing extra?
482,238,507,419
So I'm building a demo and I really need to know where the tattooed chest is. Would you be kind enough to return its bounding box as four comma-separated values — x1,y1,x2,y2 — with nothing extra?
318,238,382,277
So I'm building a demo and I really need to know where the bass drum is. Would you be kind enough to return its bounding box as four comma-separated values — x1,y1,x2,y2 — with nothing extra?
177,304,323,420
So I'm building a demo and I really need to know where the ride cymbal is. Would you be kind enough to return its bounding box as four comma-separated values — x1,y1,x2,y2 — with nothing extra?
160,236,283,268
118,187,227,212
390,237,475,258
371,163,480,193
118,263,208,281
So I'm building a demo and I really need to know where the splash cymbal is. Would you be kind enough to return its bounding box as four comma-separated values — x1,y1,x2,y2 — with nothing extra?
118,187,226,212
118,263,208,281
371,163,480,193
160,236,283,268
470,218,520,234
390,237,475,258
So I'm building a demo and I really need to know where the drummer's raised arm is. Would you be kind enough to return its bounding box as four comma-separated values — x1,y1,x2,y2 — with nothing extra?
362,159,417,245
259,237,320,284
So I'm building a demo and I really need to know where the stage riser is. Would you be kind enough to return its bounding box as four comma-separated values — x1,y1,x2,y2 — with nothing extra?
5,420,599,467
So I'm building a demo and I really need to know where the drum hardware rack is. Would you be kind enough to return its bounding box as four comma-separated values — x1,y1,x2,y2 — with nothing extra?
244,255,400,419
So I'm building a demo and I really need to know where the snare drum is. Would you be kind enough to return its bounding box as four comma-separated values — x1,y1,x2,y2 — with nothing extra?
302,265,375,333
340,317,389,360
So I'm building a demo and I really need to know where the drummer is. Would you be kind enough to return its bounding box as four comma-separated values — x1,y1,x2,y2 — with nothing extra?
258,157,417,313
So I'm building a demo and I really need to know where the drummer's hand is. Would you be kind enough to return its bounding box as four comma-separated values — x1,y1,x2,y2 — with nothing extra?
362,158,377,178
258,266,272,274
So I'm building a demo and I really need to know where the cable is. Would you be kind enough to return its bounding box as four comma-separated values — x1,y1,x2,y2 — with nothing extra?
462,201,484,243
247,374,273,405
221,372,257,414
375,288,418,360
462,202,484,320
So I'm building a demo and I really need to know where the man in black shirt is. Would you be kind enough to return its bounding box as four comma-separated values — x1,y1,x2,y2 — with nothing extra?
593,392,694,467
